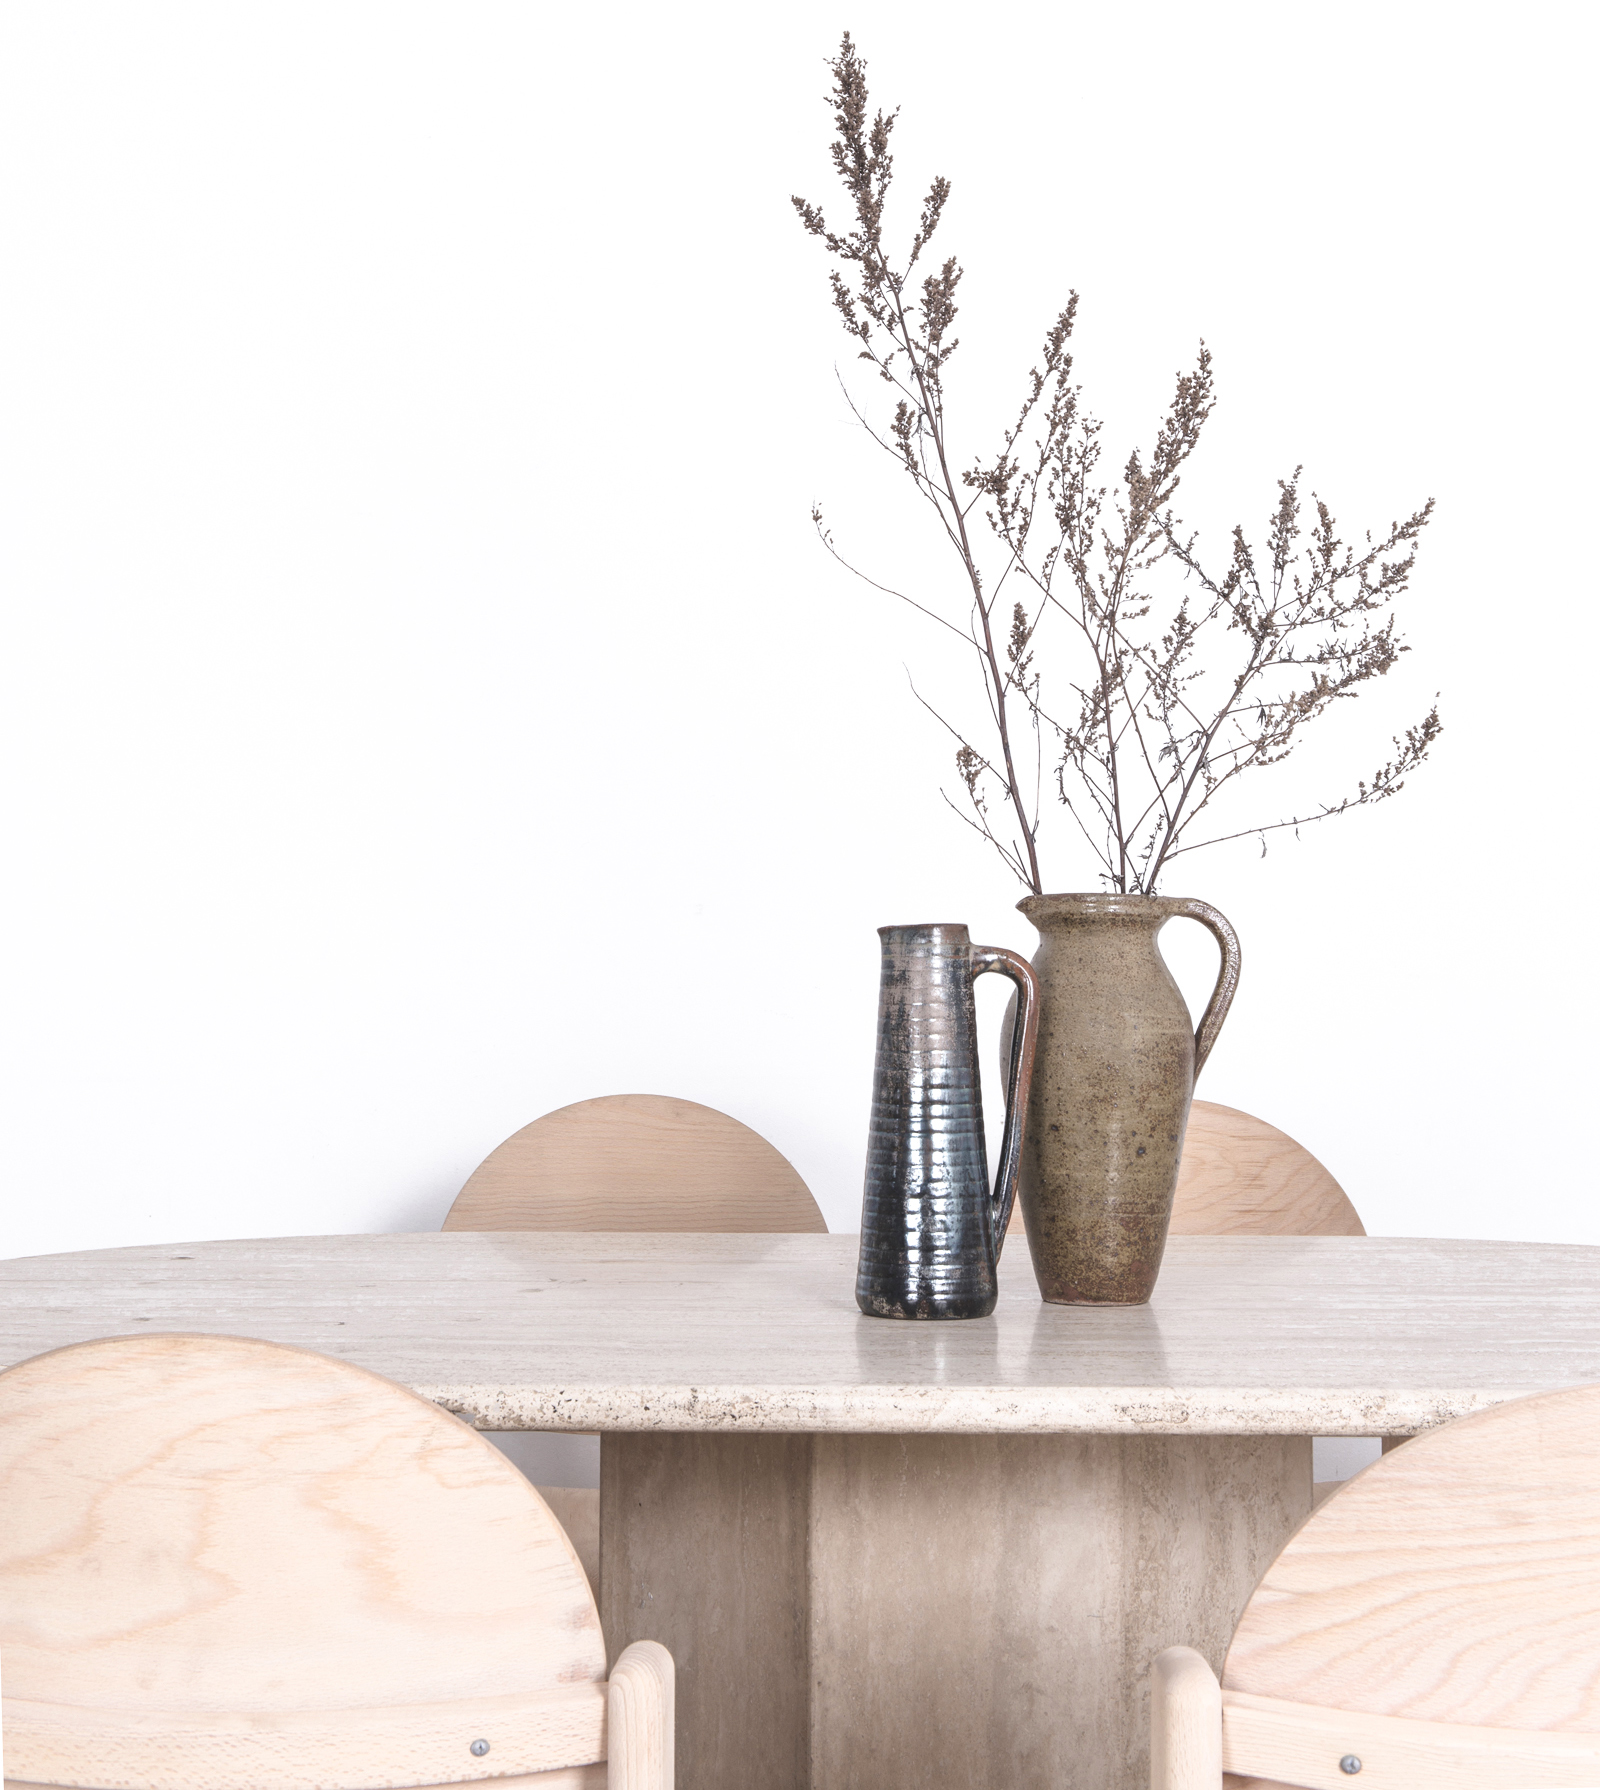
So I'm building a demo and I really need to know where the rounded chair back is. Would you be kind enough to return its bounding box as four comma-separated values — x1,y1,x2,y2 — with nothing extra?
1009,1099,1362,1238
443,1093,825,1232
0,1332,605,1788
1225,1381,1600,1727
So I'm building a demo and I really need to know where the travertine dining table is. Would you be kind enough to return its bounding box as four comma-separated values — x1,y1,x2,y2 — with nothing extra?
4,1230,1600,1790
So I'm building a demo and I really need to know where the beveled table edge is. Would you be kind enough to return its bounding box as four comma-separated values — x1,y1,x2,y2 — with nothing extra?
422,1382,1521,1437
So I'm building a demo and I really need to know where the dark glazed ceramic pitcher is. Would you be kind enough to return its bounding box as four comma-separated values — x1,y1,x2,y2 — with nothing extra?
857,924,1039,1320
1016,893,1240,1306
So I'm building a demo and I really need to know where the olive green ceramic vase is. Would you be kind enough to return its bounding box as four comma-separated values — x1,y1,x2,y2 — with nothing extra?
1015,893,1241,1306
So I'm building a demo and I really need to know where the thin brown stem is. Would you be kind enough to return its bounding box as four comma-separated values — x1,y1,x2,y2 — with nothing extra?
796,34,1436,897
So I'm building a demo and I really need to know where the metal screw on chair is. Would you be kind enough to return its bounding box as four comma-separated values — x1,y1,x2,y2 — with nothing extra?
1339,1756,1362,1774
470,1740,490,1757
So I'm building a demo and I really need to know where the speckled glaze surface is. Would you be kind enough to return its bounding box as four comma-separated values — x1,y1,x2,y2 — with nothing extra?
1017,893,1240,1306
857,924,1039,1320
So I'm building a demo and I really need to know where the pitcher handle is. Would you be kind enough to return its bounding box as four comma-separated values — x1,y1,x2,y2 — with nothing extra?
970,946,1040,1259
1165,898,1242,1080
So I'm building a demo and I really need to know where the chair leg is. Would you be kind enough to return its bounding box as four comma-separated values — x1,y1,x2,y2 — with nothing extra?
1151,1646,1222,1790
608,1640,675,1790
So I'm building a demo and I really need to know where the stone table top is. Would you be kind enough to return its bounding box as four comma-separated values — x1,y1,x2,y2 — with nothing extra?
2,1231,1597,1435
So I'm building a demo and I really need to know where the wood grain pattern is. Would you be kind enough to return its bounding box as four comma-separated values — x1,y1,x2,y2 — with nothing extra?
443,1095,825,1233
1007,1101,1361,1238
1153,1383,1600,1790
1221,1689,1600,1790
5,1688,607,1789
195,1770,616,1790
1224,1381,1600,1727
1170,1103,1363,1238
605,1643,674,1790
0,1334,670,1790
1153,1647,1223,1790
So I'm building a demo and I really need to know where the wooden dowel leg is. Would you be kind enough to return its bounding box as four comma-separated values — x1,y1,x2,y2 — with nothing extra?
1151,1646,1222,1790
608,1640,675,1790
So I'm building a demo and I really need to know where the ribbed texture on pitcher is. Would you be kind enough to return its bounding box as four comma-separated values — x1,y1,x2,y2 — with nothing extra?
856,924,1001,1320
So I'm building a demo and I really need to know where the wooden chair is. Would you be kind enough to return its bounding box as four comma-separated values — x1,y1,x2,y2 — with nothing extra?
0,1333,673,1790
1169,1101,1363,1237
444,1094,826,1598
1008,1099,1363,1237
443,1093,827,1233
1152,1379,1600,1790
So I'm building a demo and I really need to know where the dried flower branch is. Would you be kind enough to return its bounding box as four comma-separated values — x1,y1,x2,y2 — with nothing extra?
794,34,1440,895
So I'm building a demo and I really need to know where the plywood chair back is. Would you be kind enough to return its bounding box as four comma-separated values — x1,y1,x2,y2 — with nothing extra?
1152,1381,1600,1790
0,1333,672,1790
1169,1100,1363,1236
1008,1099,1362,1239
443,1093,826,1233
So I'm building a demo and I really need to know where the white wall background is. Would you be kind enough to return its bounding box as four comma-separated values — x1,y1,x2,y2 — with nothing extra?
1,0,1595,1264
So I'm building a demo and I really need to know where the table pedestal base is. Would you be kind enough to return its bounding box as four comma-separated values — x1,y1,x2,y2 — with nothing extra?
601,1431,1310,1790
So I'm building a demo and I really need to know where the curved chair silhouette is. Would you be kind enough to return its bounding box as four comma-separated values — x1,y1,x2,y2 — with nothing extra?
0,1333,672,1790
444,1093,826,1594
1169,1100,1363,1236
443,1093,827,1233
1009,1099,1363,1238
1152,1379,1600,1790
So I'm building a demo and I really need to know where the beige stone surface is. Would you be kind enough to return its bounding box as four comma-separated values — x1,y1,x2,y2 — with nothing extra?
601,1428,1308,1790
5,1232,1590,1790
2,1232,1596,1437
601,1433,813,1790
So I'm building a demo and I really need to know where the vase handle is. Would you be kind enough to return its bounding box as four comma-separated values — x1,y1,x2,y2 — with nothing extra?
1167,898,1242,1081
969,946,1040,1258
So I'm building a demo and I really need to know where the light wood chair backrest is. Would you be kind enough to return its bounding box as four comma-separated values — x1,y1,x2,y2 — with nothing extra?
1152,1381,1600,1790
0,1333,672,1790
1008,1099,1363,1238
1169,1101,1363,1236
443,1093,826,1233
